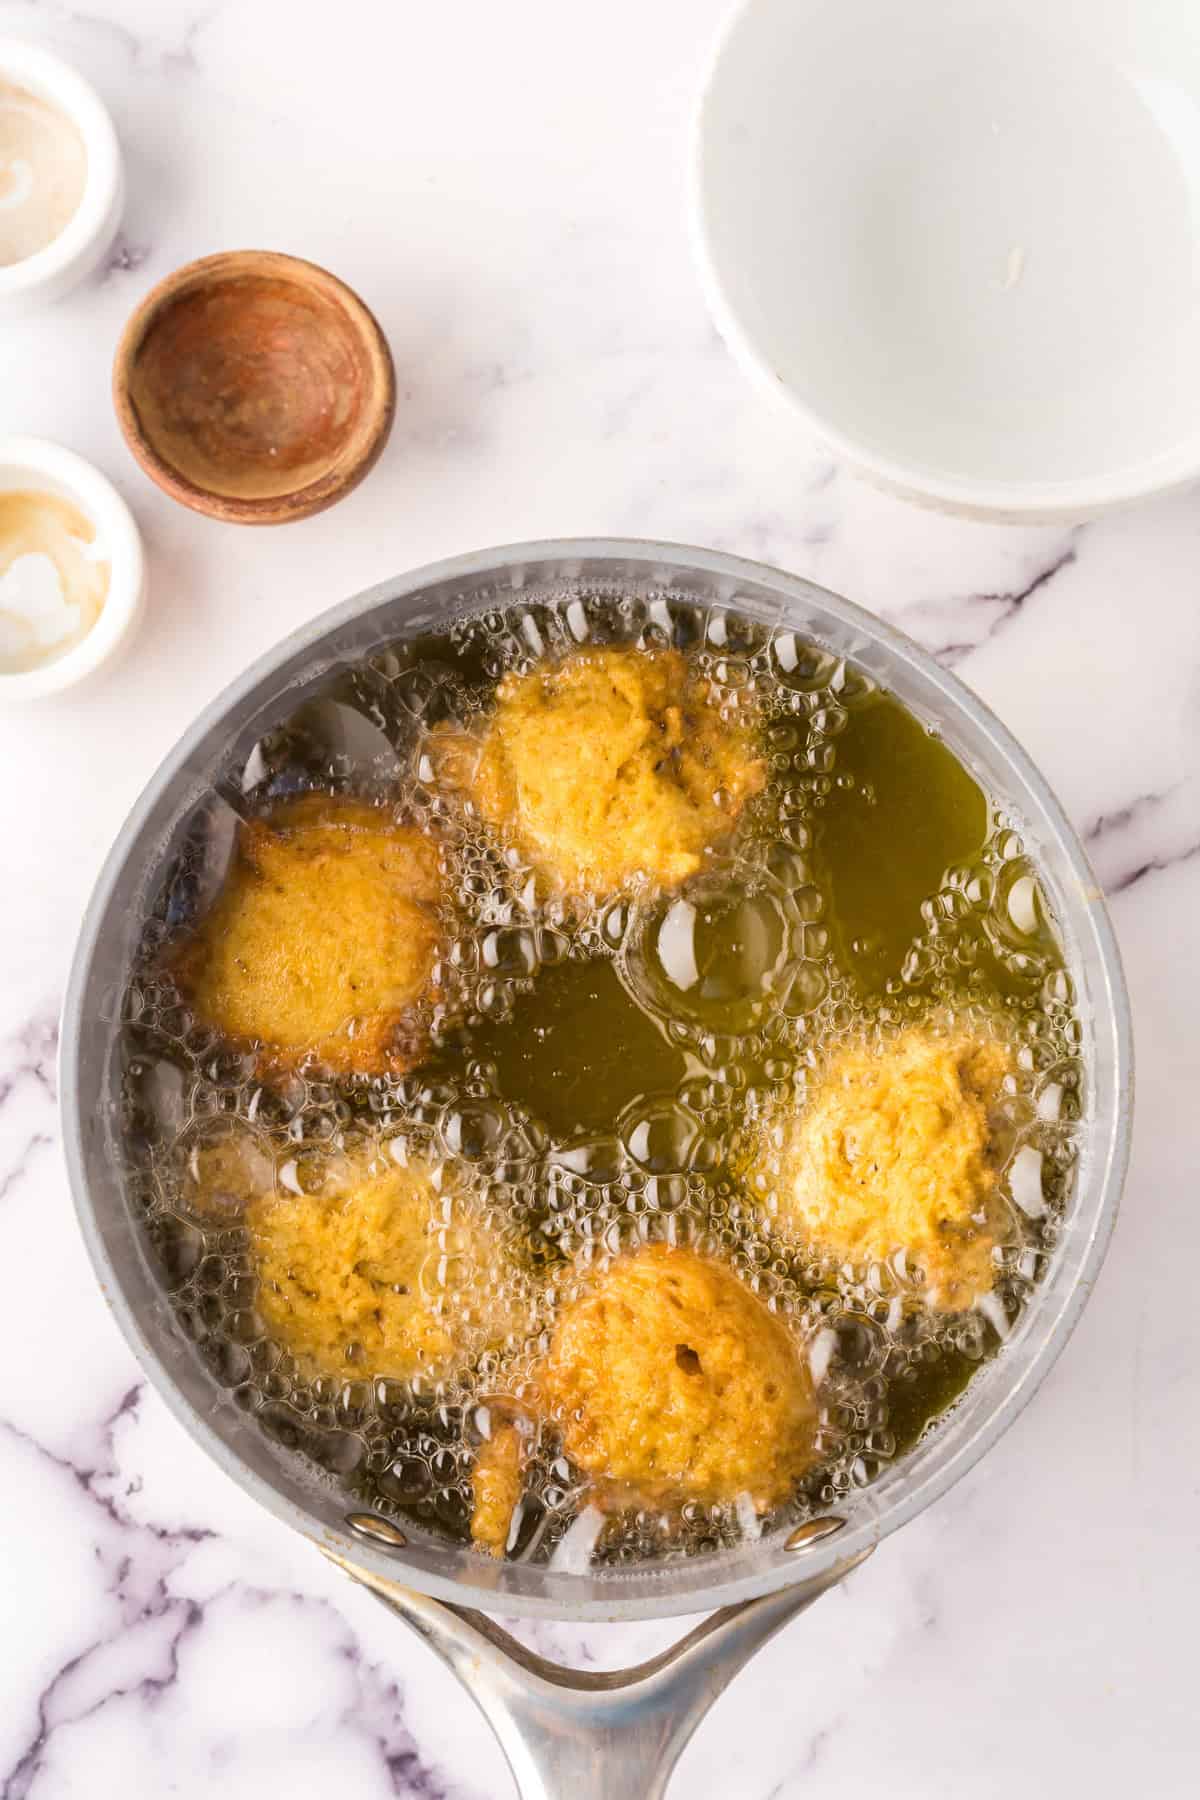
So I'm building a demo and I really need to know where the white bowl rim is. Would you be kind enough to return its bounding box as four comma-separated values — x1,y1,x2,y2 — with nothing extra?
690,0,1200,520
0,435,145,699
0,35,122,299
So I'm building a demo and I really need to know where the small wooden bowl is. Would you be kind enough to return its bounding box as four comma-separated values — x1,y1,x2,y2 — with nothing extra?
113,250,395,525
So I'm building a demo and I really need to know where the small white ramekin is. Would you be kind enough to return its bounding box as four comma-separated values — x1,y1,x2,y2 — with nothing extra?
0,37,123,313
0,437,145,701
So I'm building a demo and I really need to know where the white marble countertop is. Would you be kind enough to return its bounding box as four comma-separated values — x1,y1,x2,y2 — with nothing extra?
1,2,1197,1795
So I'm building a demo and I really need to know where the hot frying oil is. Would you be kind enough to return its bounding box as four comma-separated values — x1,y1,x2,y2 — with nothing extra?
119,591,1082,1566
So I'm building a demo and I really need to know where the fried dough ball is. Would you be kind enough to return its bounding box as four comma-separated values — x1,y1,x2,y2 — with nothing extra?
773,1028,1013,1309
470,1420,526,1558
245,1146,531,1383
174,795,445,1076
434,646,764,896
540,1244,817,1511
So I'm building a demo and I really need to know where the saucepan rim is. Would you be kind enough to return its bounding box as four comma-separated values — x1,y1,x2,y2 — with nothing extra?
59,537,1132,1621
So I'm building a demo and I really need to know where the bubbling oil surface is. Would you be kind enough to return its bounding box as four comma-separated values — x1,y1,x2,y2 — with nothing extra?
119,590,1083,1569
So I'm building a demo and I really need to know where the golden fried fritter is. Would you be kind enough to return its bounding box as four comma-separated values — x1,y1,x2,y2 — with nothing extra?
433,646,764,896
771,1027,1012,1309
246,1146,531,1383
540,1244,816,1511
175,795,444,1076
470,1420,525,1557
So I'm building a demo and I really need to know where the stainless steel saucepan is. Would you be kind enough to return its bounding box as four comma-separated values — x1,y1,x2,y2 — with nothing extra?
61,541,1132,1799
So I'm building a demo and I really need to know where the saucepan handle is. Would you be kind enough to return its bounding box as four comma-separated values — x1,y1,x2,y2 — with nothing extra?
322,1544,872,1800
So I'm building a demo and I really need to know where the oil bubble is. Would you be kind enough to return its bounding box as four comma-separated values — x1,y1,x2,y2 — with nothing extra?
620,1098,702,1173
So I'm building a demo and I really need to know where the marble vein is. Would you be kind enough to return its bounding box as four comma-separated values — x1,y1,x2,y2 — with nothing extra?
15,0,223,71
5,1591,204,1800
0,1385,214,1798
331,1612,464,1800
895,538,1080,668
0,1017,58,1111
0,1132,53,1201
1084,779,1200,895
1,1387,465,1800
0,1018,60,1204
0,1384,208,1546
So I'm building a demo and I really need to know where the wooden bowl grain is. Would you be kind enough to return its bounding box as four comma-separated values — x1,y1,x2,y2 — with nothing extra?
113,250,396,525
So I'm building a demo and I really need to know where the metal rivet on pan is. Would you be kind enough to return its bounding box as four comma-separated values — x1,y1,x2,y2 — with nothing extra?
784,1516,846,1550
346,1511,409,1548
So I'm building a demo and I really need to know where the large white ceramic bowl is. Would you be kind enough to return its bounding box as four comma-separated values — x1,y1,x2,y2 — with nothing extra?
693,0,1200,521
